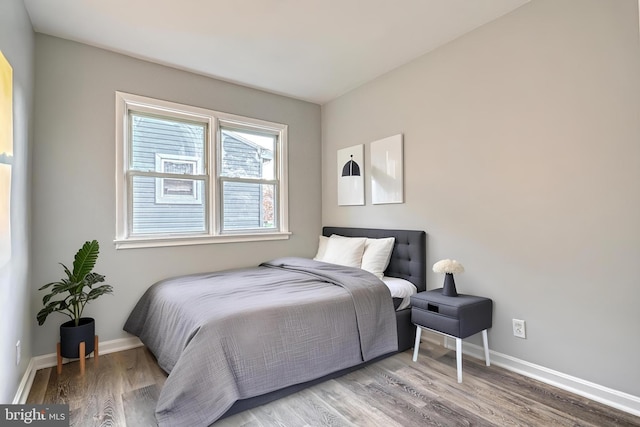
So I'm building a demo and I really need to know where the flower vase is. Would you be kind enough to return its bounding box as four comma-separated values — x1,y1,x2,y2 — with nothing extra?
442,273,458,297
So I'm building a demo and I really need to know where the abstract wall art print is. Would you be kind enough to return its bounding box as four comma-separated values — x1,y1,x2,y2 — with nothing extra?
337,144,364,206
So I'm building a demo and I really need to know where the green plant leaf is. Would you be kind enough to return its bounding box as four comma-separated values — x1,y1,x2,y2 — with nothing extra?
36,307,50,326
39,280,61,291
37,300,72,325
61,263,73,281
85,285,113,302
85,272,105,287
42,289,62,305
50,280,75,295
72,240,99,282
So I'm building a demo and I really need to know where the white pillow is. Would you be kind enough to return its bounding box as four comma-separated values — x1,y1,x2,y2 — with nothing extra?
320,235,367,268
361,237,395,279
313,235,329,261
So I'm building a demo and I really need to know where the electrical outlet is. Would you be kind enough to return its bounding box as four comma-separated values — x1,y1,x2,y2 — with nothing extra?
512,319,526,339
16,341,21,366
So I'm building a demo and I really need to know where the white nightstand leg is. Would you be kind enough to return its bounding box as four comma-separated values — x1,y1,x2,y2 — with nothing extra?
456,338,462,383
482,329,490,366
412,326,422,362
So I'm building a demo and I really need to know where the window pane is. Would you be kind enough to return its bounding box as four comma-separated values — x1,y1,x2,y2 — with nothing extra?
222,181,276,231
221,129,275,179
163,178,194,197
131,113,205,173
164,161,194,175
132,175,206,235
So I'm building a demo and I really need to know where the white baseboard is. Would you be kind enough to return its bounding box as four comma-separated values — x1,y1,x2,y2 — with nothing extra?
12,358,37,405
443,337,640,417
12,336,143,404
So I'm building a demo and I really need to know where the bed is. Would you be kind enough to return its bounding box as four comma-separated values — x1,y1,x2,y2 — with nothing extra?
124,226,426,426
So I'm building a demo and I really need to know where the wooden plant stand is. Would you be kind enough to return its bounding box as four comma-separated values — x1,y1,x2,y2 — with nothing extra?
56,335,99,375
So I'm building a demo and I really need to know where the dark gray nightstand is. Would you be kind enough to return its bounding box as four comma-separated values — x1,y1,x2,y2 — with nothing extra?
411,289,493,383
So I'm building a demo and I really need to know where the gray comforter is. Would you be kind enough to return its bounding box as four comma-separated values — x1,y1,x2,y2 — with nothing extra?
123,257,398,427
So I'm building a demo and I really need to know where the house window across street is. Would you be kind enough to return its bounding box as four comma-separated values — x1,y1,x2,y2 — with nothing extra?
155,154,202,204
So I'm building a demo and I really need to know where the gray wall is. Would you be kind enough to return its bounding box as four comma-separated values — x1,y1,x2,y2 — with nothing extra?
31,35,322,356
0,0,34,403
322,0,640,396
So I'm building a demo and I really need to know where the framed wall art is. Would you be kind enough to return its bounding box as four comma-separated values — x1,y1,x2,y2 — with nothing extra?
371,134,403,204
337,144,364,206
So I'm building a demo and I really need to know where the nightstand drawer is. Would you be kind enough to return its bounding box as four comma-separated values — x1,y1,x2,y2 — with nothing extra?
411,298,461,318
411,308,460,336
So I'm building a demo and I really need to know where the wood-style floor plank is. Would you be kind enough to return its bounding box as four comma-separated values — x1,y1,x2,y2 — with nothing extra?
381,352,577,426
25,368,50,404
308,380,400,426
284,387,355,426
215,411,264,427
27,344,640,427
361,362,496,427
210,409,262,427
382,349,523,424
122,384,160,427
441,351,640,427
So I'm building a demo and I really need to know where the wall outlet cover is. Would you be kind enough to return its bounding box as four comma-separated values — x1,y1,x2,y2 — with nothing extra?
513,319,526,339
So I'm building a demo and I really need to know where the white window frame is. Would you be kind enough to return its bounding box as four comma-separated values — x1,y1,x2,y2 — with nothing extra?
115,92,290,249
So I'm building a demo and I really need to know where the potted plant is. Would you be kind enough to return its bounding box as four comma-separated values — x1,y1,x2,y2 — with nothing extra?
37,240,113,359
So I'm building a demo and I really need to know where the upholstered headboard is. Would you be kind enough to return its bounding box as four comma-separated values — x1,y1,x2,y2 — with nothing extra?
322,227,426,292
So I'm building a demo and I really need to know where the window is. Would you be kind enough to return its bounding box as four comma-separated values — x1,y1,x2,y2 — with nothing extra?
219,127,277,231
155,154,202,205
115,92,289,249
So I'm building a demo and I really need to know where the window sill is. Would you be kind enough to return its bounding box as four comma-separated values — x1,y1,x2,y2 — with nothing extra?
114,232,292,250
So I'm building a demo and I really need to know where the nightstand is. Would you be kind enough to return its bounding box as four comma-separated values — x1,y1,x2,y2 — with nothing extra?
411,289,492,383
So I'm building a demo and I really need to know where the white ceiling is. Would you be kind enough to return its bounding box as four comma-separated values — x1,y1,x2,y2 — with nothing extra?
23,0,529,104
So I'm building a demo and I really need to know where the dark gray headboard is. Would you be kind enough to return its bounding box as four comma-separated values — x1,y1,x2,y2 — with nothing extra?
322,227,426,292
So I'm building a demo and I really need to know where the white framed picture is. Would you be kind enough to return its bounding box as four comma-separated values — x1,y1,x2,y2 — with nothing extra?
371,134,403,204
337,144,364,206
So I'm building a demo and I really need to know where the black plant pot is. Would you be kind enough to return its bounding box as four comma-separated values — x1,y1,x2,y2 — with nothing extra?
60,317,95,359
442,273,459,297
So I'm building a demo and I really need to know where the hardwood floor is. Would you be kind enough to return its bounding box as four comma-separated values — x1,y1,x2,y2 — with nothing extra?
27,341,640,426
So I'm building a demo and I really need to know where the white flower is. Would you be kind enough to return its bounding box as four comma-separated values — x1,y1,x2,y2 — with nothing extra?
432,259,464,274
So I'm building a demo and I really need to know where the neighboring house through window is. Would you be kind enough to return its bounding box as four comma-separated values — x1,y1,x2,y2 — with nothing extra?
115,92,289,249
